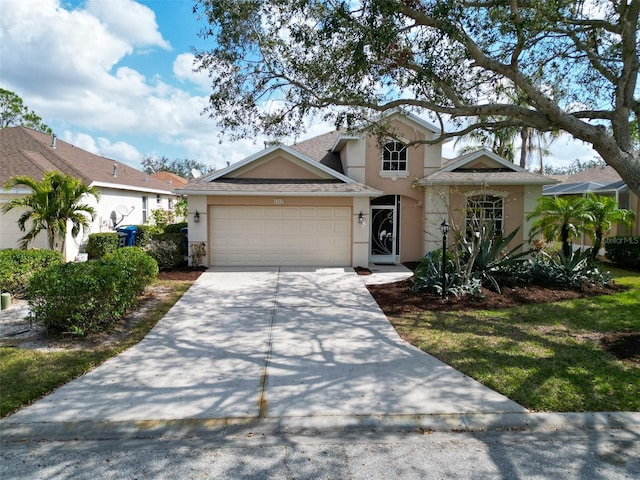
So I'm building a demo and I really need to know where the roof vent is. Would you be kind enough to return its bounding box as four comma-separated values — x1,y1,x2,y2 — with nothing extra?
51,134,57,149
113,164,117,177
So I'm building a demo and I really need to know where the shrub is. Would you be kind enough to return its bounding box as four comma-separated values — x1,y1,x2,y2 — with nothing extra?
0,249,64,297
103,247,158,301
505,249,610,289
150,208,175,229
145,238,184,270
164,222,188,233
27,247,158,336
605,236,640,270
86,233,119,259
190,242,206,268
132,224,158,248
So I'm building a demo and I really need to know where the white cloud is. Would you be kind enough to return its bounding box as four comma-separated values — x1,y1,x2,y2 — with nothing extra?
61,131,100,154
85,0,171,50
173,53,211,90
61,130,142,166
97,137,143,165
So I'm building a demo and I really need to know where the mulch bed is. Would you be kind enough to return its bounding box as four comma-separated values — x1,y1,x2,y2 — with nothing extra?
366,276,638,364
158,266,206,281
366,278,624,315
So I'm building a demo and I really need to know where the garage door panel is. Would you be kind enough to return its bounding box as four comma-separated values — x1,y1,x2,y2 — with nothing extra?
210,206,351,266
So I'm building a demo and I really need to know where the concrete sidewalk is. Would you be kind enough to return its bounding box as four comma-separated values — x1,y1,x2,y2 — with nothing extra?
2,267,525,428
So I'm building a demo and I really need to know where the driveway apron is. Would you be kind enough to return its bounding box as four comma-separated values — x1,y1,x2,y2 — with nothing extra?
3,268,525,425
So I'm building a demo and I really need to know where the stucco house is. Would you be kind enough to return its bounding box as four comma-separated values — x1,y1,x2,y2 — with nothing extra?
179,112,555,268
0,126,179,261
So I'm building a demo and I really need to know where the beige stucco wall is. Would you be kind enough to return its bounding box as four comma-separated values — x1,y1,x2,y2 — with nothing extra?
358,119,439,262
423,186,450,252
447,185,528,251
233,154,328,180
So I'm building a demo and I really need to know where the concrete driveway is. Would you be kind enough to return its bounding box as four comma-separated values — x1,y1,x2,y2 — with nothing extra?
3,268,525,425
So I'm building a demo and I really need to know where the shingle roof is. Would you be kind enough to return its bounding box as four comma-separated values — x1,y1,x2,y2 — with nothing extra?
290,130,345,174
555,165,622,184
177,177,380,196
150,171,188,188
542,166,628,195
0,126,174,193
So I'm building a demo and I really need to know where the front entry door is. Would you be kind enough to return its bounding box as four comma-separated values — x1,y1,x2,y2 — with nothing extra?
370,201,398,264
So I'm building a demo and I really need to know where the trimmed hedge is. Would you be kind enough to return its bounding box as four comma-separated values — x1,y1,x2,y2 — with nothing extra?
86,232,119,259
164,222,188,233
605,236,640,270
27,247,158,336
0,249,64,297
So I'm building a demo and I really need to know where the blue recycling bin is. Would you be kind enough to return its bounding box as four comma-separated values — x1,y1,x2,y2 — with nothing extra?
116,225,137,247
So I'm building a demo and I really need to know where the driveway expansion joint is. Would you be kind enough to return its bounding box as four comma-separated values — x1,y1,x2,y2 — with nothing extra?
258,268,280,418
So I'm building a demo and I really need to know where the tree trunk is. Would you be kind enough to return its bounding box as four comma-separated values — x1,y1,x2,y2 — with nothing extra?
519,128,529,169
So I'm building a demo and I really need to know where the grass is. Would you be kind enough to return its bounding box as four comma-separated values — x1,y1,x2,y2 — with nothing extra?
389,266,640,412
0,280,193,417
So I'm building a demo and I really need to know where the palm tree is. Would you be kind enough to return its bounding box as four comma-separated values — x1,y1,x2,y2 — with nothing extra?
2,172,100,255
583,193,636,260
455,125,518,162
526,196,591,257
518,127,561,172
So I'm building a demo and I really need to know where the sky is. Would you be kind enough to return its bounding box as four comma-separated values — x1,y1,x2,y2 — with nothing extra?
0,0,601,172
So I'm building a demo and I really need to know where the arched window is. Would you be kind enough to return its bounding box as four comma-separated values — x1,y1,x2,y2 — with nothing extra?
382,141,407,171
466,195,504,237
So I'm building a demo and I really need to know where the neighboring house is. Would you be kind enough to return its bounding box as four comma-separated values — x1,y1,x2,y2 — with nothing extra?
0,126,179,260
150,171,188,190
543,165,640,248
178,111,555,267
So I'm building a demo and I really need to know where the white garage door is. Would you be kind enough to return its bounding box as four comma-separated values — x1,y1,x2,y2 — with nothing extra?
209,206,352,266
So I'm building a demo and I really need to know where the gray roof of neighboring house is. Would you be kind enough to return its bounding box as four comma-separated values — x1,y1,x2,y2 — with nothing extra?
0,126,174,193
542,166,628,195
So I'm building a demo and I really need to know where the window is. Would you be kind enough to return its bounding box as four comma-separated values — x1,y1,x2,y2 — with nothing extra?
156,194,161,205
142,196,148,224
382,141,407,171
466,195,504,237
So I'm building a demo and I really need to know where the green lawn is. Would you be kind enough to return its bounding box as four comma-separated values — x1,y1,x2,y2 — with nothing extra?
0,280,192,417
389,267,640,412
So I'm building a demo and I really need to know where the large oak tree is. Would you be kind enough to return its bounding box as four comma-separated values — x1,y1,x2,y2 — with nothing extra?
193,0,640,194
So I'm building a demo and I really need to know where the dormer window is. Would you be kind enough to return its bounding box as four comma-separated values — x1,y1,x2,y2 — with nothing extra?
382,141,407,172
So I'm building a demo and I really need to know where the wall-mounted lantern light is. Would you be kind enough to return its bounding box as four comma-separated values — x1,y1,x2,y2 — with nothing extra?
440,220,450,299
358,212,364,224
194,210,200,223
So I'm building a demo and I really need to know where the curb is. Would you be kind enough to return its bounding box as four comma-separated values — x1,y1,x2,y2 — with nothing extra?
2,412,639,444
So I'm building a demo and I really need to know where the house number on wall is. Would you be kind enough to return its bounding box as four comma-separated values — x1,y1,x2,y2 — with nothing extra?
274,199,285,205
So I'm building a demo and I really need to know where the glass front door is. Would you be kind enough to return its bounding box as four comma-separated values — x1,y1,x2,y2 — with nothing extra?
370,205,398,264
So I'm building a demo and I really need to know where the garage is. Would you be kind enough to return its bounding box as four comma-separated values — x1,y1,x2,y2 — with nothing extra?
209,205,352,266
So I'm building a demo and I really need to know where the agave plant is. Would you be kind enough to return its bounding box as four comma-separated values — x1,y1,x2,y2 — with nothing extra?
457,224,532,293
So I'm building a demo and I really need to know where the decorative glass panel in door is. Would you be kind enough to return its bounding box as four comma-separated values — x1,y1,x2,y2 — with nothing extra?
370,206,396,263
